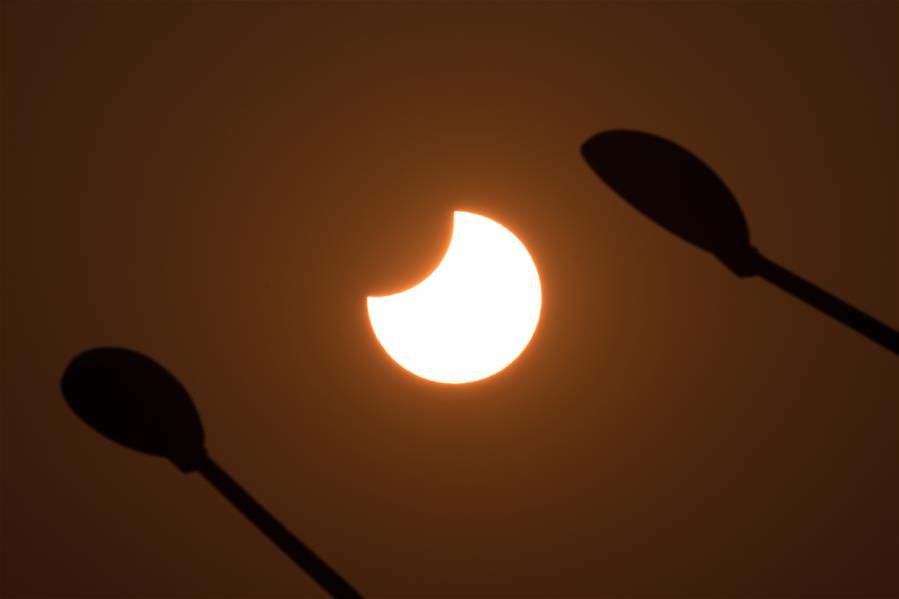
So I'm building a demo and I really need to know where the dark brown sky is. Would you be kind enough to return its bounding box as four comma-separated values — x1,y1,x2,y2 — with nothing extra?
2,2,897,597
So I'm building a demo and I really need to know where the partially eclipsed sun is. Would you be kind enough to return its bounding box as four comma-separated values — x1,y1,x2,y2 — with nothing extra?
367,211,542,384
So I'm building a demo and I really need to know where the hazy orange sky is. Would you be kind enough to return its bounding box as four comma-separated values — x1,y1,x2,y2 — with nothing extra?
2,2,896,597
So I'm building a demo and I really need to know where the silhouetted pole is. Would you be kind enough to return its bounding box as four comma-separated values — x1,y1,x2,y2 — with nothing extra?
62,348,365,598
198,456,364,599
753,253,899,354
580,130,899,357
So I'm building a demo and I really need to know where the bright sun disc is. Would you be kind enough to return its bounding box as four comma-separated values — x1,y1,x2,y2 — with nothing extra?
366,211,542,384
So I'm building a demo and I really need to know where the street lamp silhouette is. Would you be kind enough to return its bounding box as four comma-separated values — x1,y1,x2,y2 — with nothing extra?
581,129,898,355
61,347,364,599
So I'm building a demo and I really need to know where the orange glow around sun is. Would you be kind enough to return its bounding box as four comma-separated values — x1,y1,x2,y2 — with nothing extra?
367,211,542,384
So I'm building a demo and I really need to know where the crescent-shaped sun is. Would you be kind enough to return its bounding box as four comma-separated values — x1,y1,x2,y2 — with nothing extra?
366,211,542,384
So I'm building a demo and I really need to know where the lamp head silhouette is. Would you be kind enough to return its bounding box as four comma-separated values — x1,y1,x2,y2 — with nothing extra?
580,128,898,354
581,129,757,276
62,347,206,472
61,347,364,598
